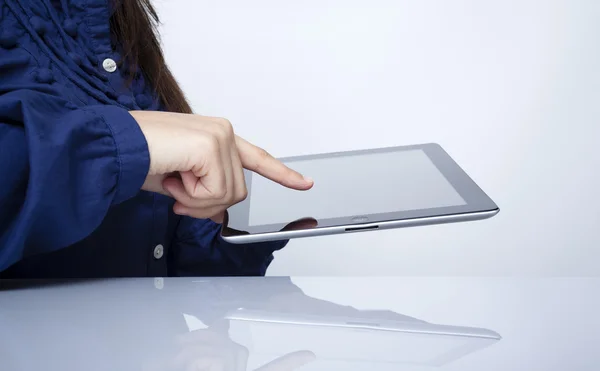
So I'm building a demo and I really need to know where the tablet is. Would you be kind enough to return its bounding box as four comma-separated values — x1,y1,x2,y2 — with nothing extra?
226,308,501,369
221,143,499,243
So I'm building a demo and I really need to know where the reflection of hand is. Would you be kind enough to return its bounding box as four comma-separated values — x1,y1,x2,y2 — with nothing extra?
145,328,315,371
172,329,248,371
254,350,316,371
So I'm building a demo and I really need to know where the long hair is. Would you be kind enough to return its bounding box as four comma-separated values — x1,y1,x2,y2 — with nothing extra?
109,0,192,114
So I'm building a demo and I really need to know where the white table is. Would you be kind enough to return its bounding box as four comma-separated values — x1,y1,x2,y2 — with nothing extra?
1,277,597,370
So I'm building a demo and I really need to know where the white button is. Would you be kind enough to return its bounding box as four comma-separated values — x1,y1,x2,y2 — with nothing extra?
153,244,164,259
102,58,117,73
154,277,164,290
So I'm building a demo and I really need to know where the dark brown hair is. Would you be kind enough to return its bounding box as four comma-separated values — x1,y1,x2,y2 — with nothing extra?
110,0,192,114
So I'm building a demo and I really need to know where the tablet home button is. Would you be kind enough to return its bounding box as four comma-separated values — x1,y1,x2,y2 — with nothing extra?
352,216,369,223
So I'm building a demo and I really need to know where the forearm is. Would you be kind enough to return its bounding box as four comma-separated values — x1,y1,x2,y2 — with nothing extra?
0,90,149,271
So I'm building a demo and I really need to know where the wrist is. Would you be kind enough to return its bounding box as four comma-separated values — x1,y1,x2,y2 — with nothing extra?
128,110,157,176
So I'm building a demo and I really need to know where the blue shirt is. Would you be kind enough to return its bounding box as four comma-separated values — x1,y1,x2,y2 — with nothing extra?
0,0,286,278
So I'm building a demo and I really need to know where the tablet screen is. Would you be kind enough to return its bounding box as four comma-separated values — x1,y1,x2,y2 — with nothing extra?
248,149,466,226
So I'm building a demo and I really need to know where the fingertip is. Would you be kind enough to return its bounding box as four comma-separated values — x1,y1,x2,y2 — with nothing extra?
173,202,189,216
293,176,314,190
179,171,198,195
303,176,314,189
305,218,318,228
162,176,180,190
287,173,314,190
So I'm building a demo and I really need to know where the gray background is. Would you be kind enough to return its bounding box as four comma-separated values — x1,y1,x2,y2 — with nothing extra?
155,0,600,276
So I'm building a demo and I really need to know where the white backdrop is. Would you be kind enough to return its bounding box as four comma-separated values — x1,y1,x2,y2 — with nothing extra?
155,0,600,276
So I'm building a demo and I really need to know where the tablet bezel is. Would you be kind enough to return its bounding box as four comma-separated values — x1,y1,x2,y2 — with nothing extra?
221,143,498,236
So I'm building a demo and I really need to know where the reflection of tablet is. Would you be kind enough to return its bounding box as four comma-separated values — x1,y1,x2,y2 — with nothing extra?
226,309,501,369
221,143,499,244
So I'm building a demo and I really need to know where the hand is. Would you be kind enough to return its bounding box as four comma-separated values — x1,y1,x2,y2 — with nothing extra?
130,111,314,222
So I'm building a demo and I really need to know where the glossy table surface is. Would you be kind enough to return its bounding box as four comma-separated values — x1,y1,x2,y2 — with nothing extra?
1,277,598,370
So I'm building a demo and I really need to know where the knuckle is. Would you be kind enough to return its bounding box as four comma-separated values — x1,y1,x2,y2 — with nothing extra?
223,187,234,203
190,187,205,200
233,186,248,203
251,148,271,172
239,186,248,201
216,117,231,126
210,118,234,142
217,118,234,132
202,135,220,152
256,147,271,159
212,187,227,199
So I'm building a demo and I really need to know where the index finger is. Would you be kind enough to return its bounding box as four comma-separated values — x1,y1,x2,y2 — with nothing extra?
235,136,314,190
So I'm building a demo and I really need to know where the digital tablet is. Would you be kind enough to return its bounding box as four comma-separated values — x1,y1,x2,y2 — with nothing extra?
221,143,499,243
226,308,501,369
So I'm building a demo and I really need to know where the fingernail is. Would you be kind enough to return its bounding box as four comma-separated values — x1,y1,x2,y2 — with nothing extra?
304,176,313,183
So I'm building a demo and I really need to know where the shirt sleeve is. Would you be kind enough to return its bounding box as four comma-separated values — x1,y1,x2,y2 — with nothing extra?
172,216,288,276
0,89,150,272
